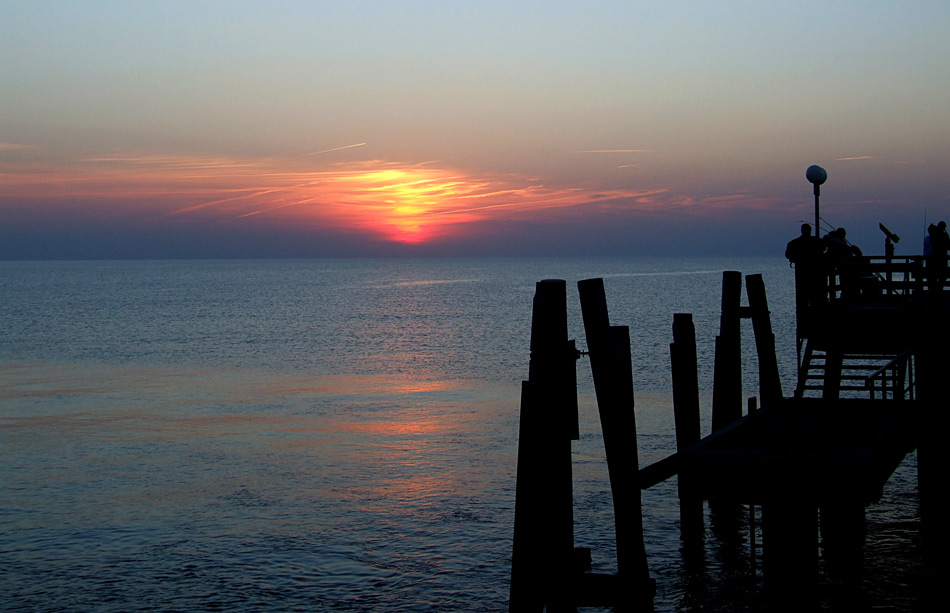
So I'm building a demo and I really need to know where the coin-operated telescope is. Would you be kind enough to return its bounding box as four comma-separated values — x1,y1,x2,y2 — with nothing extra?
879,223,900,258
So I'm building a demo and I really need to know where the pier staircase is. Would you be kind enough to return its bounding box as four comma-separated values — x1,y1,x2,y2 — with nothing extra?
792,255,933,402
795,343,914,400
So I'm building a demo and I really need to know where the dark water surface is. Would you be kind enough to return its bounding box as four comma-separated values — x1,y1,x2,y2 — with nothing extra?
0,258,925,611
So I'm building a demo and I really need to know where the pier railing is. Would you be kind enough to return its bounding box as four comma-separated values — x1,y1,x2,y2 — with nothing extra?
793,255,938,400
865,350,915,401
824,255,939,304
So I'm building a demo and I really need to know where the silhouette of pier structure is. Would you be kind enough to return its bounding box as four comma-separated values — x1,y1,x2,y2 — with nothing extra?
509,259,945,611
794,254,941,400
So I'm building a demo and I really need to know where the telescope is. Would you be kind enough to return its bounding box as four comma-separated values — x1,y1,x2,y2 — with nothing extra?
879,223,900,244
880,223,899,259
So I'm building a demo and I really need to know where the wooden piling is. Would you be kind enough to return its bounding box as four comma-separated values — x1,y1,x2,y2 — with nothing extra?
822,348,843,400
762,502,818,606
670,313,704,558
527,280,579,441
712,271,743,431
671,313,701,452
915,333,950,571
509,382,546,612
745,274,783,407
510,279,578,612
578,278,652,608
709,272,746,569
819,502,865,584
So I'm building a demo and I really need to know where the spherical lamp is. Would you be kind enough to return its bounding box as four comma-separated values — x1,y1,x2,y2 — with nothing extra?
806,165,827,233
806,165,827,187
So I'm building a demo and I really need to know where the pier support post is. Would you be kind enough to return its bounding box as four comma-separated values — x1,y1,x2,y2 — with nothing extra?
762,501,818,607
510,279,578,612
712,271,743,432
746,274,783,407
916,334,950,573
709,272,745,566
819,502,865,588
671,313,701,453
670,313,704,558
822,348,843,400
578,278,652,609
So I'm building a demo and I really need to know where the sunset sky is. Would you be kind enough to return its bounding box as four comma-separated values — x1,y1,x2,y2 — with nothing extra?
3,1,949,259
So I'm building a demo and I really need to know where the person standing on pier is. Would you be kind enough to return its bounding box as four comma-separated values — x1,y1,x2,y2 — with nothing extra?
928,221,950,292
786,223,826,329
786,223,825,264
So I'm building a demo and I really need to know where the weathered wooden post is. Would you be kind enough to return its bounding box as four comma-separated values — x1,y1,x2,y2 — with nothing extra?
822,349,843,400
819,502,865,586
510,382,546,612
670,313,704,557
745,274,783,407
709,272,745,574
712,271,743,431
915,327,950,572
671,313,701,450
578,278,652,610
761,502,818,607
510,279,579,612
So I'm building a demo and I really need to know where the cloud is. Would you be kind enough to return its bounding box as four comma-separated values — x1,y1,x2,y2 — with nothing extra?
835,156,874,161
299,142,367,157
572,149,649,154
2,151,684,247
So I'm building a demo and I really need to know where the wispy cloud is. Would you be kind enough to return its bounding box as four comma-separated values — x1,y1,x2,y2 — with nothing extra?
299,142,366,157
835,156,874,161
572,149,649,154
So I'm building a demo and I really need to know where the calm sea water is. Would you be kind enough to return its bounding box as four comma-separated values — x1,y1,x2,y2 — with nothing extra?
0,257,924,611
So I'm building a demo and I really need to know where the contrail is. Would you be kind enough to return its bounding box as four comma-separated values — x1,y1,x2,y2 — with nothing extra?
572,149,648,154
300,142,366,157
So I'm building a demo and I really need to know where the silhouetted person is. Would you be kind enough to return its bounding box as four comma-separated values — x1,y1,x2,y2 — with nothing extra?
928,221,949,292
786,224,827,332
823,228,855,262
785,223,825,265
823,228,861,300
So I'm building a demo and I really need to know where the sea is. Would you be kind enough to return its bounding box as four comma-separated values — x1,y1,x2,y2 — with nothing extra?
0,257,927,611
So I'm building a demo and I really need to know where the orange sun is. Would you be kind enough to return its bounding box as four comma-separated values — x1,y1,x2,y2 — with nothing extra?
339,167,470,243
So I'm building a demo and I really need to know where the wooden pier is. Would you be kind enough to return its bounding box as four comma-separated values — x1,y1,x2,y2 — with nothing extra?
509,256,947,611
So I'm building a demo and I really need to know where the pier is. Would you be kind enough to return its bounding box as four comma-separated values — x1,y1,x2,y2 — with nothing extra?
509,256,946,611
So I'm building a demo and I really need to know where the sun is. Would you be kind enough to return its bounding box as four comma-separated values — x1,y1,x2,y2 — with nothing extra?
343,167,464,244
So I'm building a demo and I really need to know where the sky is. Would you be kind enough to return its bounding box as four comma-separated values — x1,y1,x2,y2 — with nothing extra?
2,1,949,259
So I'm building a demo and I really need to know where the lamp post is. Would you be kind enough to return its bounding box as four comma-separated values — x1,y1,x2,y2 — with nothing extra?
806,165,827,235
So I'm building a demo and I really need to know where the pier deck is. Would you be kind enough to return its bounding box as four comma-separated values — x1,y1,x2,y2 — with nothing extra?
679,397,918,506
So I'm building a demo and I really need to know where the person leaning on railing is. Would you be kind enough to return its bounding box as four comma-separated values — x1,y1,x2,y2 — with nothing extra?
823,228,863,300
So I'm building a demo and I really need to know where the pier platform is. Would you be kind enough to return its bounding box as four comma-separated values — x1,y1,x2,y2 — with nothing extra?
679,397,918,506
